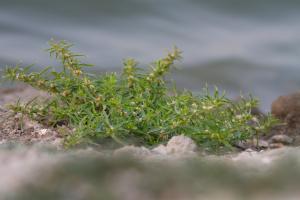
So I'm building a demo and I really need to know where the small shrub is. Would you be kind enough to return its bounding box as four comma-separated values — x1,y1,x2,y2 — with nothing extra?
3,40,277,150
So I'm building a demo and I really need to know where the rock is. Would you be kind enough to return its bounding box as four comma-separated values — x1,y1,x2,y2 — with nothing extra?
165,135,197,155
269,134,293,145
269,143,285,149
232,147,292,165
152,135,197,156
244,148,256,153
114,135,197,159
234,141,248,150
256,139,269,148
38,129,49,136
271,92,300,127
235,139,269,150
269,93,300,143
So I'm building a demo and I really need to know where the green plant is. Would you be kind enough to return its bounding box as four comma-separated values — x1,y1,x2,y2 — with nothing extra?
3,40,277,150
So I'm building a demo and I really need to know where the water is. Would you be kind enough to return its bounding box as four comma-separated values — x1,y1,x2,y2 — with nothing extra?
1,0,300,111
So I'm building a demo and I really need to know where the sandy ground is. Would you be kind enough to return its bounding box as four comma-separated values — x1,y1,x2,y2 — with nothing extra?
0,85,62,146
1,85,300,200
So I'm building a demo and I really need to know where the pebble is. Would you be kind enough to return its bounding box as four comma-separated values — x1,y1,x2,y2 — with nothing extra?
165,135,197,155
269,135,293,145
114,135,197,159
269,143,285,149
39,129,48,136
152,135,197,156
235,139,269,150
255,139,269,148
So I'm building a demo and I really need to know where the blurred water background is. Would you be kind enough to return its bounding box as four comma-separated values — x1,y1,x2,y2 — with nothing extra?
1,0,300,111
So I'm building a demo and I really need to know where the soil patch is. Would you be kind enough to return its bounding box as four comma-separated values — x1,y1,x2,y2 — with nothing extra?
0,85,62,146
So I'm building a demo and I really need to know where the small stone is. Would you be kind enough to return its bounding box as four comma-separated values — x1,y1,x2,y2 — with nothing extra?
269,143,285,149
235,141,248,150
245,148,256,153
256,139,269,148
235,139,269,150
269,135,293,145
39,129,48,136
165,135,197,155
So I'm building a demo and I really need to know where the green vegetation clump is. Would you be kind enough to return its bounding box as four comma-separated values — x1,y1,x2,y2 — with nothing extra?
3,40,276,150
